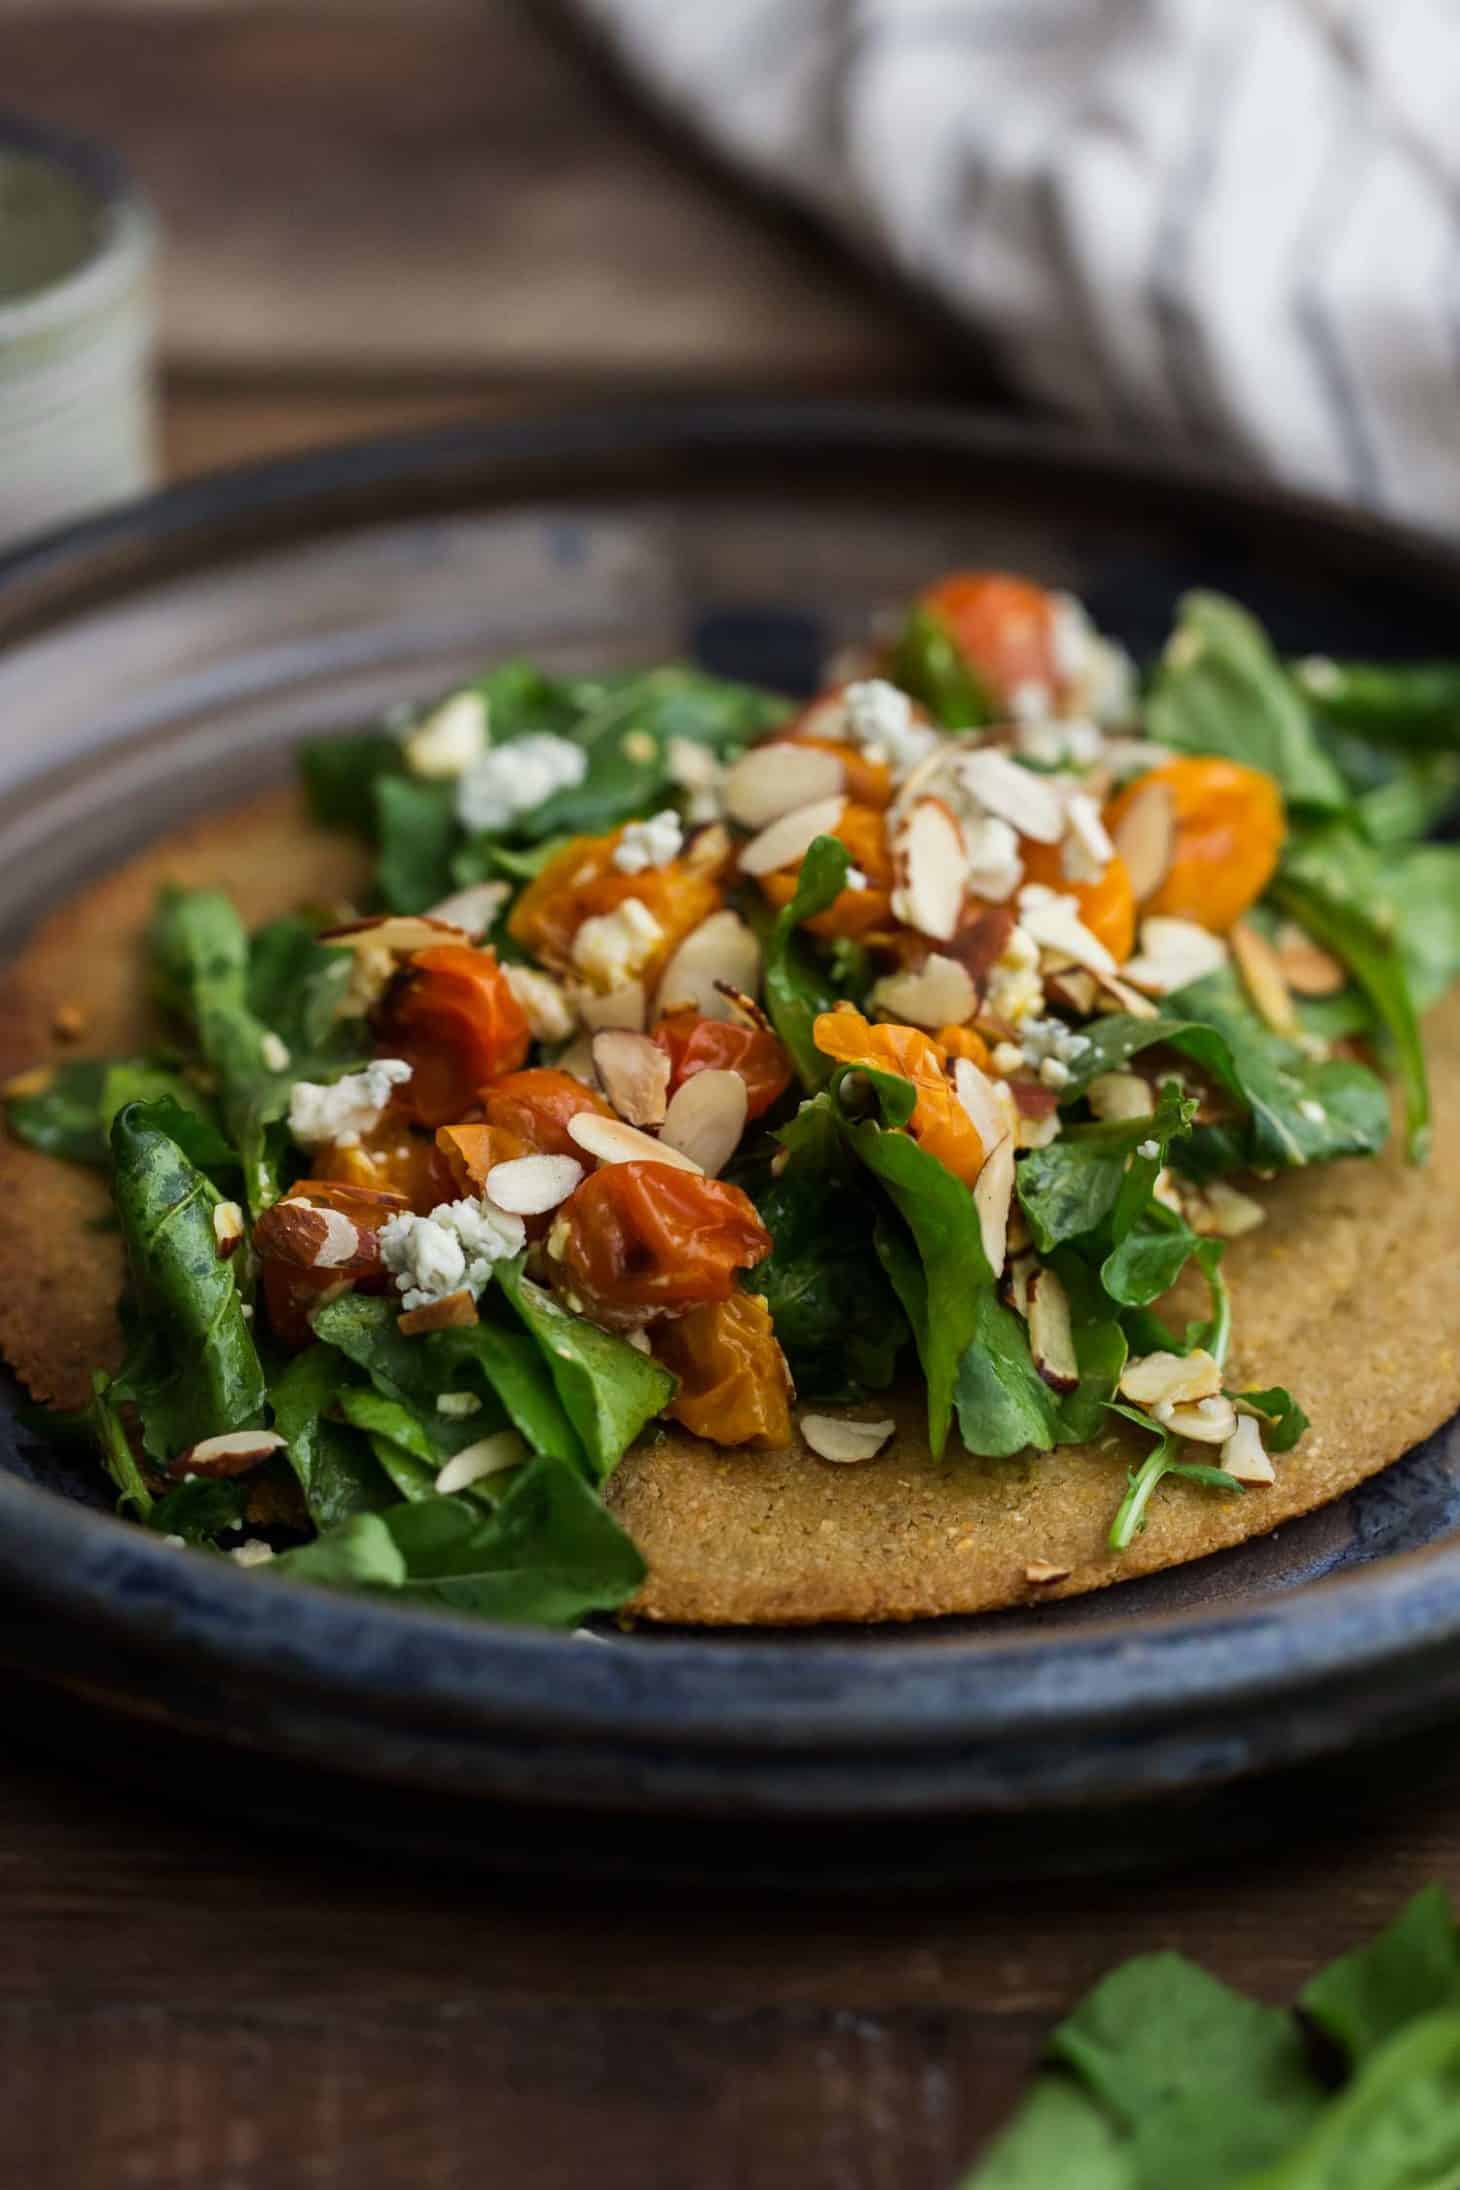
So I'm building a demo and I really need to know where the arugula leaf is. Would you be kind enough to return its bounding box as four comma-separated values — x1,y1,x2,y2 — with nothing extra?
5,1056,226,1169
337,1386,449,1491
953,1287,1061,1459
1292,656,1460,752
280,1455,645,1625
298,729,406,836
964,2078,1129,2189
1233,1387,1309,1454
246,918,355,1051
428,1321,587,1466
1301,1886,1460,2070
495,1259,674,1479
1106,1402,1241,1551
267,1344,396,1530
890,604,989,728
146,1475,249,1544
1237,2010,1460,2190
309,1294,510,1457
1147,593,1346,811
744,1092,908,1399
374,774,458,913
90,1369,153,1520
762,834,853,1090
1016,1086,1194,1254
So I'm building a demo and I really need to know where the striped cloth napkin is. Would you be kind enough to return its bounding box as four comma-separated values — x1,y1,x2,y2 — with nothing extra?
577,0,1460,533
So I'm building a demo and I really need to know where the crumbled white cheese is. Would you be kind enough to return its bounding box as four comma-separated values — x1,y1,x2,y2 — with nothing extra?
503,963,578,1043
991,1041,1025,1077
613,809,684,874
571,896,665,990
962,814,1024,902
1014,717,1105,769
666,737,725,823
405,689,488,778
230,1539,275,1568
378,1198,527,1312
1018,1016,1091,1078
984,923,1044,1027
1136,1137,1161,1161
1038,1057,1071,1090
456,733,588,834
842,679,938,776
435,1390,483,1419
287,1058,413,1148
1008,677,1055,725
843,865,869,892
260,1031,291,1074
1062,792,1115,884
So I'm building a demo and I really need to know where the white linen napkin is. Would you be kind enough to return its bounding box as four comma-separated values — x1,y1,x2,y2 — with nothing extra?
577,0,1460,533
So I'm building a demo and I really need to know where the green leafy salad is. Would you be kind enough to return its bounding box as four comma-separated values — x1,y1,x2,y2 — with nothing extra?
5,568,1459,1626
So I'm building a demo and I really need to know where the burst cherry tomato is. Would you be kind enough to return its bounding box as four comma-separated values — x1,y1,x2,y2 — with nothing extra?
916,572,1063,710
1017,839,1137,964
507,830,724,982
811,1007,985,1185
1104,756,1284,932
756,801,896,940
254,1179,407,1348
483,1067,616,1158
311,1118,455,1211
652,1007,792,1121
381,944,530,1129
652,1291,793,1449
548,1161,772,1328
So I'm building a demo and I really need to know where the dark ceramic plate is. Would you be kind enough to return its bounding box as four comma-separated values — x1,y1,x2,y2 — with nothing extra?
3,402,1460,1883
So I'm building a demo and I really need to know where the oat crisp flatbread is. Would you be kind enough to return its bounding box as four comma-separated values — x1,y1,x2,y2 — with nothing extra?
3,790,1459,1624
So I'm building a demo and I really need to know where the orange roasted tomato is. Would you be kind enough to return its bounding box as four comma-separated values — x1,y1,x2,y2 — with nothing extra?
548,1161,772,1328
507,829,724,981
777,688,901,809
1017,839,1137,965
483,1067,616,1159
811,1007,985,1186
652,1006,792,1122
652,1292,793,1450
435,1121,530,1198
311,1117,455,1211
1104,756,1284,933
380,944,530,1129
253,1179,407,1349
756,801,896,940
915,572,1062,710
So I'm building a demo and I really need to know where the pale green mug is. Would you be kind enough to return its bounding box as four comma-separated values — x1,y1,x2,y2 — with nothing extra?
0,112,158,551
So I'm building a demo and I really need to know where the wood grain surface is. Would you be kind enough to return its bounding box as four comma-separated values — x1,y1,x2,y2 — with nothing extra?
2,8,1454,2189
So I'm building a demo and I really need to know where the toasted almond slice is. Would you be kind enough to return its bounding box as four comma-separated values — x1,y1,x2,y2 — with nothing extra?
567,1111,703,1173
426,880,511,937
973,1133,1016,1280
404,689,488,778
953,1055,1006,1149
171,1429,287,1479
1183,1178,1266,1240
1086,1071,1156,1123
1089,965,1162,1020
1123,915,1228,995
1119,1347,1223,1407
1025,1558,1072,1585
320,912,469,953
553,1032,603,1087
723,742,846,829
958,747,1064,843
1028,1266,1078,1390
868,954,977,1031
1230,920,1297,1036
212,1200,246,1259
801,1414,896,1464
1018,887,1116,976
713,982,773,1031
1110,776,1176,901
308,1205,362,1269
1043,965,1099,1016
435,1429,529,1495
398,1288,480,1335
683,821,733,876
1276,921,1346,997
504,963,578,1043
1004,1247,1038,1320
737,794,847,879
1221,1414,1275,1485
655,910,761,1020
1155,1394,1238,1444
575,980,646,1033
484,1153,584,1215
891,797,967,942
592,1030,671,1127
659,1068,747,1177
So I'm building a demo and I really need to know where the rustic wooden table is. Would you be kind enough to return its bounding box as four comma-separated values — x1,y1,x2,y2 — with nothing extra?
5,6,1459,2185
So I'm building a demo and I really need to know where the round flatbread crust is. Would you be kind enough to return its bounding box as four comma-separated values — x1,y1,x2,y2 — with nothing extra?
3,791,1458,1625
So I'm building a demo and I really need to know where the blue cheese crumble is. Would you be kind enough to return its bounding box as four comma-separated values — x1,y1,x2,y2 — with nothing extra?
456,733,587,835
378,1198,527,1311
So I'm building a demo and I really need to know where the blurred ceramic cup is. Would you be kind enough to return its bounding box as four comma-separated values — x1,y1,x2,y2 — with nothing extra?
0,112,159,551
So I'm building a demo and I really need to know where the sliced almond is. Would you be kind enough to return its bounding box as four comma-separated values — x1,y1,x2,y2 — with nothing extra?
800,1414,896,1464
973,1134,1016,1280
957,747,1064,844
722,742,845,829
170,1429,287,1480
736,794,847,879
212,1200,246,1259
683,821,733,877
1119,1348,1223,1407
1110,776,1176,902
1043,965,1099,1016
1221,1414,1275,1485
435,1429,528,1495
309,1205,361,1269
655,910,761,1020
504,963,578,1043
659,1069,747,1177
1155,1394,1238,1444
404,689,487,778
398,1288,479,1335
1275,922,1346,998
953,1055,1006,1149
1183,1178,1266,1240
592,1030,671,1127
868,954,977,1032
575,980,646,1033
257,1198,363,1272
484,1153,584,1215
320,912,469,953
553,1031,603,1086
567,1111,703,1173
1018,887,1116,977
1086,1071,1156,1123
1025,1558,1072,1585
1089,966,1162,1020
713,982,773,1031
1123,916,1228,996
1028,1266,1078,1390
1004,1247,1038,1320
1230,920,1297,1036
426,880,511,937
891,797,967,943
